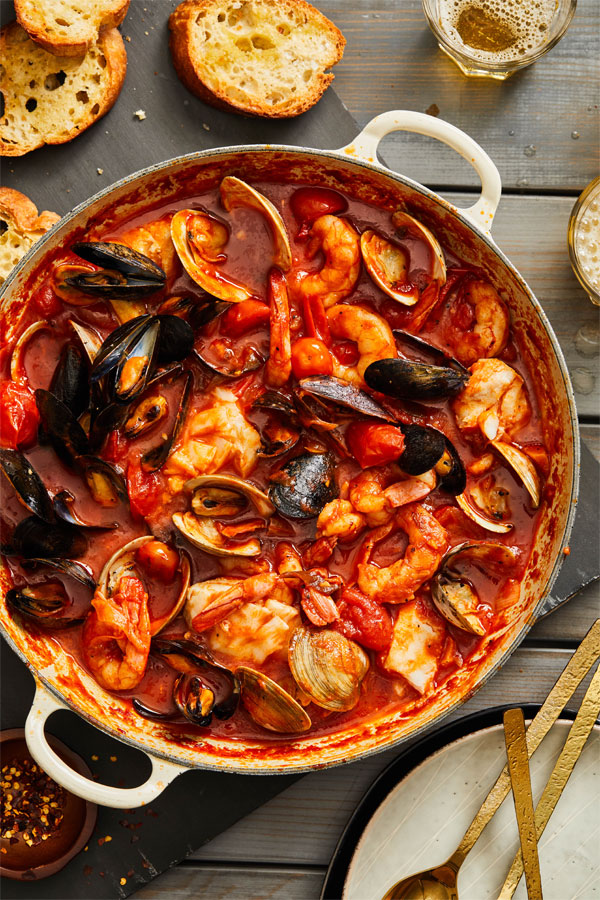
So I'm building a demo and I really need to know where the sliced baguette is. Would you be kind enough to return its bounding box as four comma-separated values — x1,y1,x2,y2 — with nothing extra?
14,0,130,57
169,0,345,118
0,188,60,283
0,22,127,157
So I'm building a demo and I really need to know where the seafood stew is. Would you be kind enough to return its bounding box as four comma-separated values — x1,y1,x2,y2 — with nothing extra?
1,178,549,744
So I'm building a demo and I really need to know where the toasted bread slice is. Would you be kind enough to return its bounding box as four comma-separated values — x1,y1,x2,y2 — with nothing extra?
14,0,130,57
0,188,60,283
0,22,127,157
169,0,345,118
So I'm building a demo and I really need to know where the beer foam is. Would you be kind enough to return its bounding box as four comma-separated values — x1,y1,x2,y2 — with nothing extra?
575,195,600,292
438,0,558,63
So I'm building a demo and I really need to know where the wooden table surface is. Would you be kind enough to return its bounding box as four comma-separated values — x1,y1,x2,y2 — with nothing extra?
135,1,599,897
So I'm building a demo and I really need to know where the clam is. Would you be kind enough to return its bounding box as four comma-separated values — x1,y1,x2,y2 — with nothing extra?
0,449,54,523
9,515,87,559
220,176,292,271
141,371,192,473
455,492,513,534
194,340,266,378
124,394,168,438
172,512,262,557
185,474,275,519
288,626,369,712
297,376,395,422
171,209,254,303
364,358,469,400
360,230,418,305
54,241,166,302
69,320,103,362
391,211,446,285
237,666,311,734
98,536,191,635
269,452,337,519
6,582,84,629
432,541,518,635
491,440,541,508
50,342,90,420
10,321,51,382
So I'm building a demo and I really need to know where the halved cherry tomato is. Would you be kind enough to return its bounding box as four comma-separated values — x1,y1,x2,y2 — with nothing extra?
33,280,62,317
331,340,359,366
135,540,179,584
222,299,270,336
126,458,161,519
334,587,393,651
290,187,347,224
291,337,333,379
0,381,40,449
346,421,405,468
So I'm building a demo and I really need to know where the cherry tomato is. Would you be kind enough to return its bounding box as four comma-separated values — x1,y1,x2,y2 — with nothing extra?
126,458,161,519
135,540,179,584
291,337,333,379
104,429,129,463
346,421,405,468
33,280,62,317
222,299,270,336
290,187,347,224
331,340,359,366
0,381,40,449
334,587,393,651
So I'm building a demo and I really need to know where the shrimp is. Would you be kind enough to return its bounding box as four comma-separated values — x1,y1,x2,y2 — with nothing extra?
265,268,292,388
317,499,366,542
357,503,449,602
294,215,361,309
120,215,178,280
453,358,531,441
349,465,437,527
442,280,509,366
82,576,151,691
327,304,397,386
185,573,281,632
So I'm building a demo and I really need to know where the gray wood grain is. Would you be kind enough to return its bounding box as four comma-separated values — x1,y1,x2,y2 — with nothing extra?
320,0,599,192
136,864,325,900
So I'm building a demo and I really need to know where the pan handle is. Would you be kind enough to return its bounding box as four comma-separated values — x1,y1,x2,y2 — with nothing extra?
338,110,502,235
25,680,187,809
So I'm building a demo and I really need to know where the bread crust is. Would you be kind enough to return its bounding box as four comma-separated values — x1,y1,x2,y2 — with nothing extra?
0,188,60,282
14,0,130,57
0,22,127,157
169,0,345,118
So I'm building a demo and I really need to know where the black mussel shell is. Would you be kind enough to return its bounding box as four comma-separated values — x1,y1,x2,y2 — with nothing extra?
393,330,470,375
258,422,300,458
72,242,166,282
77,456,128,507
158,294,229,330
269,452,337,519
152,638,240,721
88,402,130,451
112,318,160,404
12,515,88,559
142,372,192,473
21,557,95,590
298,376,394,421
0,449,54,522
156,315,195,364
435,436,466,495
364,358,469,400
6,582,83,628
50,342,90,419
131,698,175,721
293,391,339,432
35,389,90,464
64,270,163,301
195,343,265,378
174,673,214,726
398,424,446,476
53,489,118,530
252,391,298,422
90,315,153,382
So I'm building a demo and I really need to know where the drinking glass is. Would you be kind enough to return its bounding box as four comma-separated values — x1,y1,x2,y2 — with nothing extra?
568,177,600,307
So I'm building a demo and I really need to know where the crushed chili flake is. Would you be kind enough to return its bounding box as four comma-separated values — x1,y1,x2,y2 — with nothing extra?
83,865,93,876
1,756,66,847
120,877,127,885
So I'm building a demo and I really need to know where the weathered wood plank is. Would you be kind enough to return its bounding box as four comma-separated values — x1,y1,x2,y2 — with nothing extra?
446,193,600,418
187,647,595,869
320,0,599,191
136,864,324,900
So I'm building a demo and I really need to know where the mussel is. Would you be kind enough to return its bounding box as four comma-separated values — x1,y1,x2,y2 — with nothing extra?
157,293,229,330
250,392,301,457
360,230,418,305
8,515,87,559
55,242,166,301
52,489,118,530
297,376,395,422
288,626,369,712
21,557,95,590
364,358,469,400
269,452,337,519
77,456,128,507
431,541,518,635
69,320,103,362
35,389,89,463
6,582,84,629
220,176,292,271
237,666,311,734
0,449,54,523
156,315,194,364
141,372,192,473
194,339,265,378
50,342,90,420
397,424,446,476
112,318,160,404
434,437,467,495
124,394,169,439
491,440,541,508
171,209,254,303
10,321,51,382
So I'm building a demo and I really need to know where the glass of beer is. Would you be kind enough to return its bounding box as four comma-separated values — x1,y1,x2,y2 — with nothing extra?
421,0,577,79
568,177,600,307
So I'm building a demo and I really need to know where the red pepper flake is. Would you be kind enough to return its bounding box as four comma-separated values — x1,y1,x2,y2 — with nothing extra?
91,755,99,761
97,837,105,847
563,546,571,555
1,756,66,847
110,756,117,762
120,877,127,886
83,865,93,876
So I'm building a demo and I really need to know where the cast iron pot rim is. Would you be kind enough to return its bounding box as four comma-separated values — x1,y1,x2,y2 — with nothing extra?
0,143,580,775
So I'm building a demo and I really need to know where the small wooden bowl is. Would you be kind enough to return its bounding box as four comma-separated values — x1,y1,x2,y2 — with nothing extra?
0,728,97,880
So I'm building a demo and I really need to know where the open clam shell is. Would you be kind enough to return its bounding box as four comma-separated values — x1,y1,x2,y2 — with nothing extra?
360,229,418,305
220,176,292,271
10,321,51,382
288,626,369,712
237,666,311,734
172,512,262,557
185,474,275,518
391,210,446,285
171,209,254,303
455,492,513,534
491,440,541,508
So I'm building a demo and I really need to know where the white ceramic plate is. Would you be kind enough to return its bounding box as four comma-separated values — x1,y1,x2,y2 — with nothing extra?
343,719,599,900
